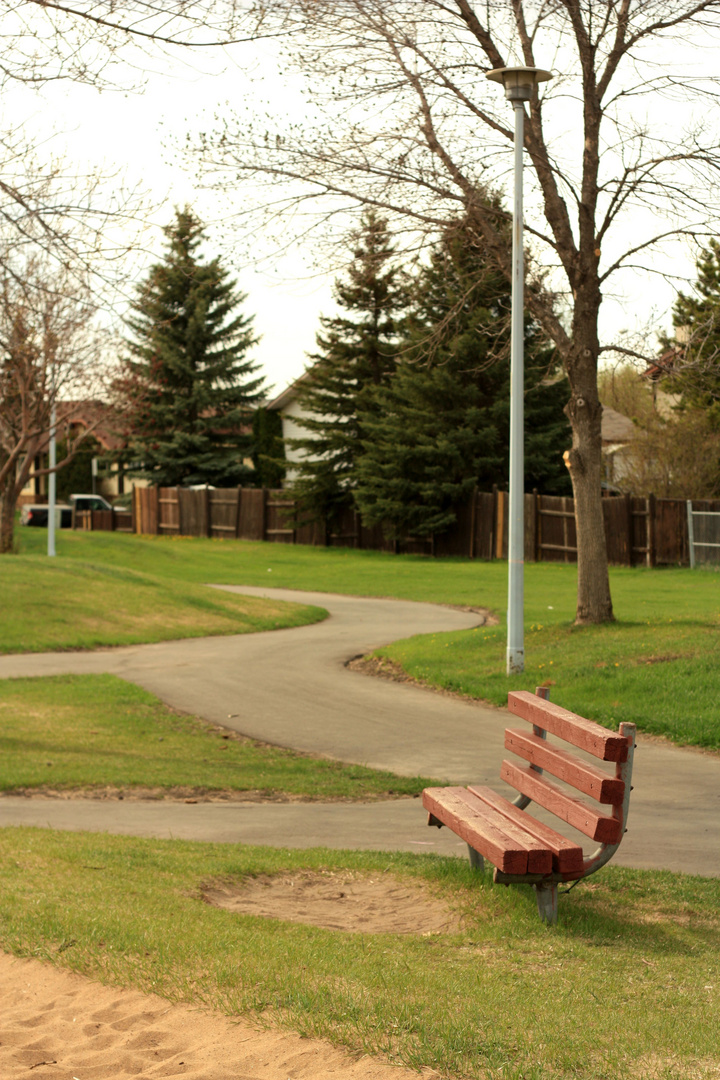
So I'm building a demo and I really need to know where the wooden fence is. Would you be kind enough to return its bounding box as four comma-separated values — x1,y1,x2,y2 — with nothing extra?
88,485,702,566
74,508,134,533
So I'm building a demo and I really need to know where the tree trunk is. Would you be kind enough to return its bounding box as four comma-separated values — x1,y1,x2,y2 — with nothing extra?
564,298,614,625
0,492,16,554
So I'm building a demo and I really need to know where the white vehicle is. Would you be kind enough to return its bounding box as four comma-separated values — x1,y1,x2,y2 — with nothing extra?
21,494,114,528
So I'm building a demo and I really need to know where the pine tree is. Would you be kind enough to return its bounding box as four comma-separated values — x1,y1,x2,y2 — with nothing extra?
354,217,571,539
287,210,410,525
117,208,264,487
251,406,286,488
667,239,720,422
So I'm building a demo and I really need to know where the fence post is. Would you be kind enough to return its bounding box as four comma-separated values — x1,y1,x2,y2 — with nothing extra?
687,500,695,569
533,489,539,563
647,493,656,567
262,488,268,543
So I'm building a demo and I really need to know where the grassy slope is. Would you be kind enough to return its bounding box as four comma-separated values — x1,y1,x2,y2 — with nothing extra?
0,674,432,798
1,543,325,653
0,828,718,1080
16,528,720,749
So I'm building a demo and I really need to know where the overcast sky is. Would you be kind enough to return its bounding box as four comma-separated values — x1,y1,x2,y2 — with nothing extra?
6,22,701,400
9,36,336,401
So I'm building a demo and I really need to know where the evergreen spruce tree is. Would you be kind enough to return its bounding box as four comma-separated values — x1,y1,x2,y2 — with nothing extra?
355,216,571,539
117,208,264,487
667,239,720,422
287,210,410,524
251,406,286,488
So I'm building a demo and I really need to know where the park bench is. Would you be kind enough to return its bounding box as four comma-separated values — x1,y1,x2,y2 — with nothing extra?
422,687,636,923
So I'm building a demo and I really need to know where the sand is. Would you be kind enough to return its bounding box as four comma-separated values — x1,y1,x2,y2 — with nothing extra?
1,951,441,1080
202,868,463,934
1,872,457,1079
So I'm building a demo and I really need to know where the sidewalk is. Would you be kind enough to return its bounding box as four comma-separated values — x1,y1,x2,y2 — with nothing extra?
1,586,718,877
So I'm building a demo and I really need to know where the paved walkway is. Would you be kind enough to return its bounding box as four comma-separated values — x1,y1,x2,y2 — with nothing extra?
1,586,718,876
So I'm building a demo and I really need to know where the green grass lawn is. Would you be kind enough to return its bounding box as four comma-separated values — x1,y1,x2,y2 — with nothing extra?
0,827,717,1080
0,674,431,799
12,527,720,750
0,541,325,652
4,533,719,1079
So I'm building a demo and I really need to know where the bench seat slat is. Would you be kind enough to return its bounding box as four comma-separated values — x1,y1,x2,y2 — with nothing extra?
422,787,553,874
504,728,625,804
466,785,584,874
449,788,554,874
508,691,629,762
500,761,622,844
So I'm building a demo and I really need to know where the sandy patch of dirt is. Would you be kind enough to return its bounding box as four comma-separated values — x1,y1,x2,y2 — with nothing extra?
0,786,414,803
202,869,462,934
0,952,442,1080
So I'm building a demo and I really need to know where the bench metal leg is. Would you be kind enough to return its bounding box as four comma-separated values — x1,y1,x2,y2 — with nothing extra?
467,844,484,870
535,881,558,924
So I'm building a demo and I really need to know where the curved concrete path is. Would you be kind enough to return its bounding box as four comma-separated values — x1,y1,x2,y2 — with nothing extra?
1,586,719,877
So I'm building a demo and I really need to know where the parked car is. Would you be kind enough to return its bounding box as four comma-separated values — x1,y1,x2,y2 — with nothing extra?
21,493,114,528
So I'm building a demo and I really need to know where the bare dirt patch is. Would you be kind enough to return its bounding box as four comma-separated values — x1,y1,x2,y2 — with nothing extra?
346,654,500,710
202,870,463,934
1,785,414,804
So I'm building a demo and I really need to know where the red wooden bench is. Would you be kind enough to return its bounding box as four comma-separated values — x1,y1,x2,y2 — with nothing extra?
422,687,636,923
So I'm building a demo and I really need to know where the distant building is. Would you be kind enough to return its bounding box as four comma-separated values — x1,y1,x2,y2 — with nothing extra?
17,401,138,506
601,406,637,489
266,372,317,485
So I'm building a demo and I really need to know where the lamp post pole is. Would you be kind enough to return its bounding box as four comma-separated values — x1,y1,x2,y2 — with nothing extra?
486,66,552,676
47,399,57,558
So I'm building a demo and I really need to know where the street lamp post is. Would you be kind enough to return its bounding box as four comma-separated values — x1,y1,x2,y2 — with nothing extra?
486,66,551,675
47,399,57,558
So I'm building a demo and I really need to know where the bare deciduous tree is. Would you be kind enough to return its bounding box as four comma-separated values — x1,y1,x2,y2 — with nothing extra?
0,2,253,551
195,0,720,623
0,255,109,553
3,2,249,92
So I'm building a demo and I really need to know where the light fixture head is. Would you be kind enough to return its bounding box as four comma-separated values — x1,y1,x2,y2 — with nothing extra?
486,66,552,102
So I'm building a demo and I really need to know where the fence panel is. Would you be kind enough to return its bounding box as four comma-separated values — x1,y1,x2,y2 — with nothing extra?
295,517,328,546
471,491,494,559
435,496,475,557
688,499,720,566
603,496,630,565
357,519,392,552
265,489,295,543
328,506,359,548
176,488,207,536
127,485,696,565
91,510,114,532
238,488,265,540
134,487,158,535
114,510,133,533
537,495,576,562
630,496,650,566
654,498,687,565
209,488,240,539
158,487,179,534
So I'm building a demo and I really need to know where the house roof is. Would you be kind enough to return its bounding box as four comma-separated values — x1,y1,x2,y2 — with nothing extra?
601,406,635,444
31,400,126,455
266,370,312,411
642,345,684,382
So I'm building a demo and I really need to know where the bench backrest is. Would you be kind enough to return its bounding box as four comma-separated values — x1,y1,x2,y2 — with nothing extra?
502,690,634,847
